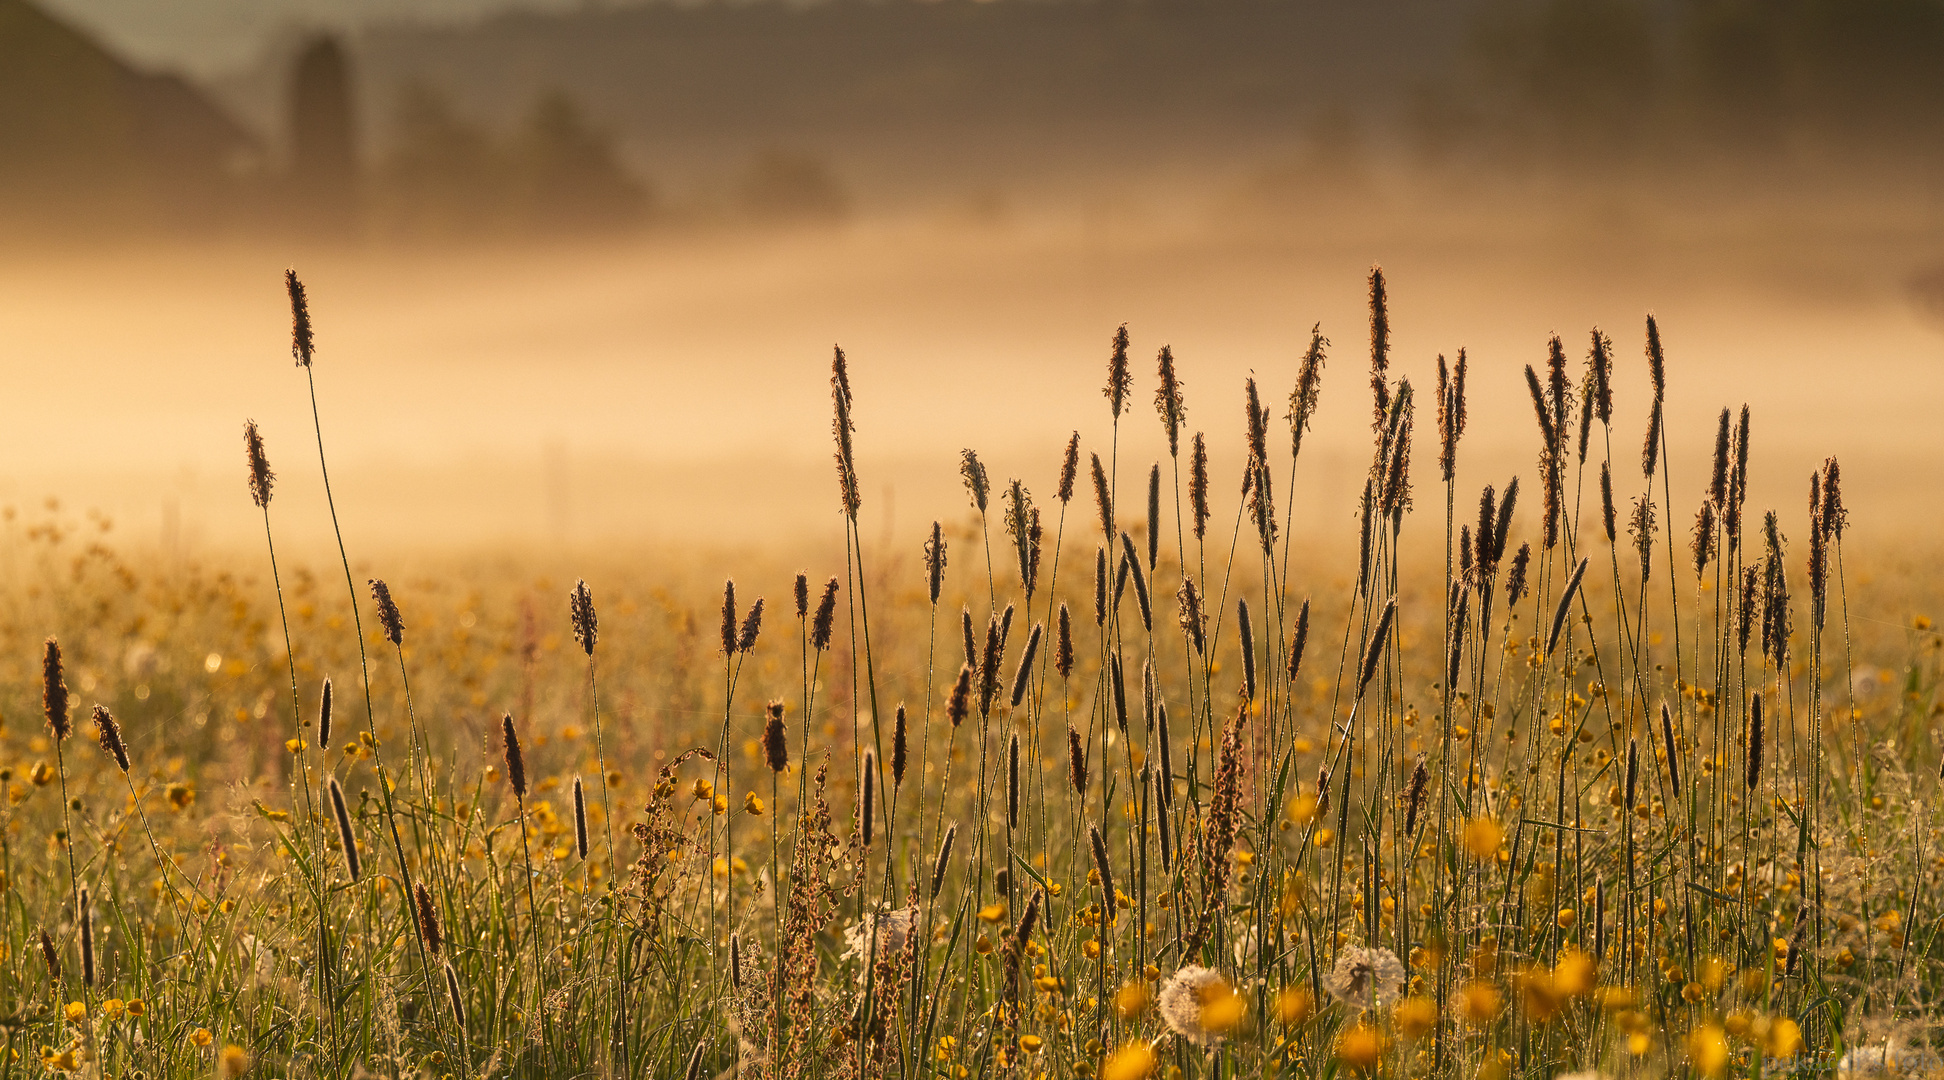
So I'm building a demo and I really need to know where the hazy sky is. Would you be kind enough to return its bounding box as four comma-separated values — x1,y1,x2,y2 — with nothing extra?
37,0,594,74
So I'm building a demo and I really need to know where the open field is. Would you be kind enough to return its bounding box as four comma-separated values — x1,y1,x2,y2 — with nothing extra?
0,263,1938,1079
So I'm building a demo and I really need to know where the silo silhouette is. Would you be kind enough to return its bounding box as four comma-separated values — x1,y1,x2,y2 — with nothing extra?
288,35,359,232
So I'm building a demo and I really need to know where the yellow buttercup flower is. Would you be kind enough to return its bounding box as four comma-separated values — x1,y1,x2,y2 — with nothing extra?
1687,1024,1729,1078
1459,982,1502,1026
1765,1017,1803,1058
1101,1042,1156,1080
1392,995,1436,1039
1335,1023,1386,1074
1462,818,1503,860
1274,986,1314,1026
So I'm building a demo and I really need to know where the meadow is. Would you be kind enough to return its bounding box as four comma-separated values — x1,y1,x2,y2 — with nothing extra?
0,266,1935,1080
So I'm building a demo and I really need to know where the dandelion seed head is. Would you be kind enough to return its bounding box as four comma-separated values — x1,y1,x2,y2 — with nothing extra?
1323,946,1405,1010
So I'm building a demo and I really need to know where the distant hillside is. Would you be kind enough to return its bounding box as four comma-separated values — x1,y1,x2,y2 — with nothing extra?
0,0,261,234
333,0,1474,193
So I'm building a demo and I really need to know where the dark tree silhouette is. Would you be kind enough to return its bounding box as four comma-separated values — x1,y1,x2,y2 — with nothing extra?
288,35,359,232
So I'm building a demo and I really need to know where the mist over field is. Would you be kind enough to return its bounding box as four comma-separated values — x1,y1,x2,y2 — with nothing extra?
0,216,1940,567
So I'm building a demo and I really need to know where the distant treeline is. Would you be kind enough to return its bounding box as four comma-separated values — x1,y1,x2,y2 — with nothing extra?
9,0,1944,242
371,84,848,239
1443,0,1944,168
348,0,1469,185
346,0,1944,183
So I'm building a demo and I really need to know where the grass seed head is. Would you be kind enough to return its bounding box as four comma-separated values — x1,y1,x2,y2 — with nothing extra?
1190,431,1210,539
1089,822,1115,922
1177,577,1206,656
1631,496,1658,583
811,577,840,650
947,663,972,728
961,606,977,672
1644,314,1667,477
719,580,738,656
1822,456,1847,538
502,713,527,800
93,705,128,772
1007,733,1019,830
369,578,404,646
329,777,360,882
959,448,989,513
1009,623,1042,709
1747,692,1765,790
860,752,875,846
573,776,589,859
1290,324,1328,461
244,420,275,508
1120,531,1151,631
1693,502,1716,577
1490,476,1519,567
1546,557,1590,657
1600,461,1617,543
1094,545,1108,626
831,345,860,518
415,882,442,955
285,269,313,366
737,597,764,653
38,928,58,982
979,617,1003,717
1237,598,1256,701
1058,430,1080,503
1155,345,1185,458
1105,323,1131,418
1056,602,1074,678
1546,334,1572,461
317,677,333,751
1661,703,1682,797
43,638,68,741
924,522,945,604
764,701,789,773
1091,452,1113,540
1354,597,1395,700
1711,407,1732,507
1404,756,1428,837
1368,266,1390,427
891,704,907,787
1506,541,1533,606
570,579,598,655
931,823,957,900
444,963,466,1028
